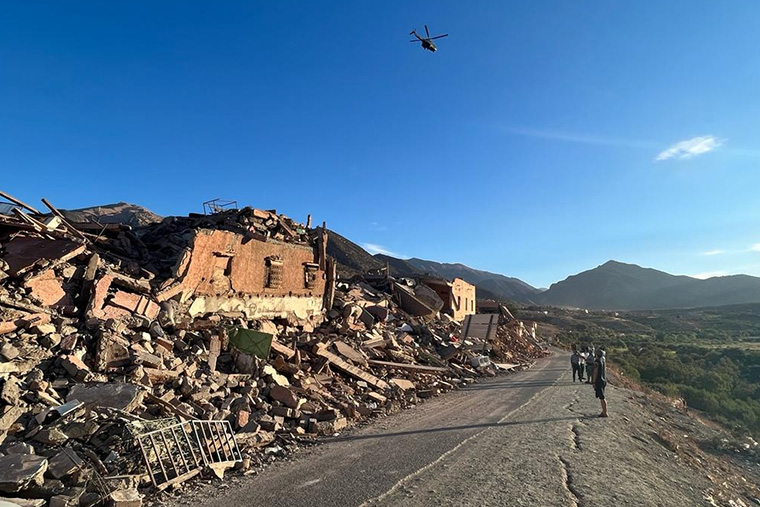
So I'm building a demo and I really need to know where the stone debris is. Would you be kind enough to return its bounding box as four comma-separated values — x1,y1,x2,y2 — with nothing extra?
0,455,47,493
107,488,141,507
0,191,548,503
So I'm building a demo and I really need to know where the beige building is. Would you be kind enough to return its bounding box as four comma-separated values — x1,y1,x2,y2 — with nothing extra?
420,277,476,322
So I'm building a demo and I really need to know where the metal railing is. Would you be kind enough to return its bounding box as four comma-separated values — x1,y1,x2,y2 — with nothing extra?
136,419,241,490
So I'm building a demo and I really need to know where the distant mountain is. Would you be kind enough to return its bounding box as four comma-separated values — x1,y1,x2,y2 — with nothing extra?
403,258,542,302
324,235,541,303
537,260,760,310
377,257,539,303
373,254,421,276
325,229,384,277
60,202,163,227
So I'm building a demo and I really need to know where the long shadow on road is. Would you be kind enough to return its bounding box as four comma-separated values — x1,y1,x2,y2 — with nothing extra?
463,381,571,390
329,416,581,442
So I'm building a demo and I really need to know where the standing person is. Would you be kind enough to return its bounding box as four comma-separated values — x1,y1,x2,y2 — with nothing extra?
571,349,580,382
585,345,595,384
592,349,608,417
578,347,586,382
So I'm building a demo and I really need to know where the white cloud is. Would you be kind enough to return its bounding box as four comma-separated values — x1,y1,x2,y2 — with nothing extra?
751,243,760,252
691,271,727,279
506,127,652,148
701,249,725,256
361,243,400,257
655,135,724,161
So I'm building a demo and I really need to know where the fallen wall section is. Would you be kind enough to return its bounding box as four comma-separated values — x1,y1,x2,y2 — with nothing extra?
161,229,326,321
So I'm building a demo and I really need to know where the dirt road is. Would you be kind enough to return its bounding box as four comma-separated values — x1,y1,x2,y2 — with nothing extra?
168,351,717,507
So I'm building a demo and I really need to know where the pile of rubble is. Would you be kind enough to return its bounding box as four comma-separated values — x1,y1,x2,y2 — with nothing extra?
0,192,546,506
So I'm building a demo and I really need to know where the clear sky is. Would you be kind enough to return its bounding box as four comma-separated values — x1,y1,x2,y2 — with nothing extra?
2,1,759,288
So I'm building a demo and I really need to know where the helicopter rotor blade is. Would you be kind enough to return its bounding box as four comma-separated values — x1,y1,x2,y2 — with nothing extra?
429,34,449,40
425,25,430,38
409,39,421,43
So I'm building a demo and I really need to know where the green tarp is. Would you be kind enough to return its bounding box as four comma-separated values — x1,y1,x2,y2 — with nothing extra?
228,327,273,359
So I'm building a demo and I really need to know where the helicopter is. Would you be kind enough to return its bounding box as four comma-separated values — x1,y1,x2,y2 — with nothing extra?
409,25,448,52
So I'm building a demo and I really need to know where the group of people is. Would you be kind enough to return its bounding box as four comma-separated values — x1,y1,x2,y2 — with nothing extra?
571,344,608,417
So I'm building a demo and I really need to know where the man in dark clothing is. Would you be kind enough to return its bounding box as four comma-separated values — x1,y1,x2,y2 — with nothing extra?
571,350,581,382
592,349,608,417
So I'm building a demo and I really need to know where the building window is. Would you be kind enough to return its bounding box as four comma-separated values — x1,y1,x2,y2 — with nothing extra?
265,256,283,289
304,263,319,289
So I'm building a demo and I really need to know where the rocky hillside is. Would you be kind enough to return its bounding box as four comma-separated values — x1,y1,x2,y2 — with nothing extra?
537,260,760,310
402,257,542,303
59,202,163,227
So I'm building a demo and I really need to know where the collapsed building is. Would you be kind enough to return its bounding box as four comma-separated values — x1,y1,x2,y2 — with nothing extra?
418,277,476,322
141,210,331,323
0,191,547,506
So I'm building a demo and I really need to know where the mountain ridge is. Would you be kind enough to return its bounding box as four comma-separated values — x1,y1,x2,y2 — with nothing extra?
43,202,760,310
537,260,760,310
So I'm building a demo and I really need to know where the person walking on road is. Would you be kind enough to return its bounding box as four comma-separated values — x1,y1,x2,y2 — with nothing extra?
592,348,608,417
571,349,581,382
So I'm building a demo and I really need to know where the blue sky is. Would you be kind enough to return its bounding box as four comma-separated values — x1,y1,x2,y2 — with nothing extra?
2,1,760,288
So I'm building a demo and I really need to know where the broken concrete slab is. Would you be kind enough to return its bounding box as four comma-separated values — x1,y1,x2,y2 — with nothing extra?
0,454,48,493
333,341,366,364
0,343,20,361
0,498,45,507
108,488,142,507
367,359,449,374
67,383,144,412
1,378,21,406
314,343,389,390
268,385,300,409
34,428,69,446
85,273,113,320
0,313,51,336
391,378,416,390
60,355,90,381
0,405,24,432
262,364,290,386
47,449,84,480
269,339,295,359
23,269,69,307
108,291,159,320
2,237,86,277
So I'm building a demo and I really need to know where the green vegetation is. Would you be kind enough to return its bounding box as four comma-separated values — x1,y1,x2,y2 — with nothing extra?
522,304,760,436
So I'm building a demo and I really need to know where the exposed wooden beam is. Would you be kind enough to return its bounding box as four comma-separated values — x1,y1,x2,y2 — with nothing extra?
0,190,42,214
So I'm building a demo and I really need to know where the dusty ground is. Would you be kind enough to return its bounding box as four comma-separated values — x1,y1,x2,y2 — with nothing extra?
368,378,744,506
162,352,760,507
